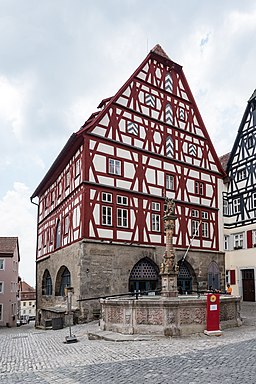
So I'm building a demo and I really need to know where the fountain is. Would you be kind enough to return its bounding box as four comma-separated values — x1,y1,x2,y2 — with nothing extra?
100,199,242,336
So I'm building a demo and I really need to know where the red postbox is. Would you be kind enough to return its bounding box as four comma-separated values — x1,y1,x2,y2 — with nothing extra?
205,293,222,335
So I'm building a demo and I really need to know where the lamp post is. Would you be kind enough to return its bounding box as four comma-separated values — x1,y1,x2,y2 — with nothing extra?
64,286,77,343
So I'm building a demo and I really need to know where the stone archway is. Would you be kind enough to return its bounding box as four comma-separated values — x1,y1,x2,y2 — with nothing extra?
129,258,160,294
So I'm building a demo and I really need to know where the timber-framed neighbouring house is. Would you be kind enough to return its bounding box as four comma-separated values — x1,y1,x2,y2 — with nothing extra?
31,45,226,326
222,90,256,302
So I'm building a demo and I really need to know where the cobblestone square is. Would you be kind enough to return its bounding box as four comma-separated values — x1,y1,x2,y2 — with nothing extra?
1,303,256,383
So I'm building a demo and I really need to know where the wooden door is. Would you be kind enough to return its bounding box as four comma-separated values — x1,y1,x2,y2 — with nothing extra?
242,269,255,302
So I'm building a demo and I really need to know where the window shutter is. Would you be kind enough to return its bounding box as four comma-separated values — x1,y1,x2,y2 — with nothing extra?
247,230,252,248
230,270,236,285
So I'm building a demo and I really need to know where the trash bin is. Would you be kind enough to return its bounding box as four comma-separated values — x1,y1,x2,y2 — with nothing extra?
52,317,63,330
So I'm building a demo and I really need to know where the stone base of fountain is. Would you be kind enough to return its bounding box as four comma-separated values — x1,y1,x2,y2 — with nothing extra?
100,295,242,337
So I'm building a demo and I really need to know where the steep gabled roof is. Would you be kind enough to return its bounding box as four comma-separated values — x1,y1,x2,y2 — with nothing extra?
227,90,256,170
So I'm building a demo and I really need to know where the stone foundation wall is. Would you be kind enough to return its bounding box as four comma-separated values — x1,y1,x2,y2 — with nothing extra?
100,295,242,336
36,240,225,324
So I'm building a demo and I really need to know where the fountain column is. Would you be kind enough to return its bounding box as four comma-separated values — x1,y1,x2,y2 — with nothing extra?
160,198,179,297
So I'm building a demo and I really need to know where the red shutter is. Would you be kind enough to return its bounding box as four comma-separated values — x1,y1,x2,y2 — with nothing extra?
230,270,236,285
247,230,252,248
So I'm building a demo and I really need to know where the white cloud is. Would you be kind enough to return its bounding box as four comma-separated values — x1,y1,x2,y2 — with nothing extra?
0,182,37,287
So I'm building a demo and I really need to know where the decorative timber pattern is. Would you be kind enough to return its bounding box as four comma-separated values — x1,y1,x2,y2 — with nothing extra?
32,44,225,260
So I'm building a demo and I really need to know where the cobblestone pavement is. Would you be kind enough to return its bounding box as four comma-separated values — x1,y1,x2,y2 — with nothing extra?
1,302,256,383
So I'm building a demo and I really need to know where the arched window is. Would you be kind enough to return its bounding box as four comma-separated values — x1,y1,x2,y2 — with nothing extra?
208,261,220,290
55,266,71,296
42,269,52,295
55,220,61,249
177,261,192,294
129,258,159,294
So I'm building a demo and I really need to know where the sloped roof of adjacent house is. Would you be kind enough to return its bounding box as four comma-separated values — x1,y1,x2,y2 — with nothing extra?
0,237,19,259
20,281,35,292
219,152,231,172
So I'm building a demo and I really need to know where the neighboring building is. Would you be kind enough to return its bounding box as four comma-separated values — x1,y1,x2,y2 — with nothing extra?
20,281,36,320
31,45,226,325
0,237,20,327
222,90,256,301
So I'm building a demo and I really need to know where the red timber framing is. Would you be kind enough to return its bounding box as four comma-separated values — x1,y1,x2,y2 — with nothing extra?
32,44,225,260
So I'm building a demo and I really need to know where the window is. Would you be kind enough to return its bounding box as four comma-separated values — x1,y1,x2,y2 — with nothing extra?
59,267,71,296
29,302,32,306
0,259,4,270
109,159,121,175
248,134,254,148
75,159,80,177
166,174,174,190
58,182,62,197
202,211,208,219
0,282,3,293
195,181,205,196
117,195,128,205
23,302,26,306
192,209,199,218
223,198,229,215
152,202,160,211
233,198,241,214
234,233,243,249
117,208,128,227
202,222,209,238
42,269,52,295
226,270,236,285
102,192,112,203
102,206,112,226
192,220,199,236
64,215,70,234
0,304,3,321
237,168,246,181
152,214,160,231
55,220,61,249
65,172,70,187
252,193,256,209
51,190,55,205
224,235,229,251
253,230,256,246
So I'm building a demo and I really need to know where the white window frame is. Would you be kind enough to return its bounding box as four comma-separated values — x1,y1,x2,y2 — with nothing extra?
233,198,241,214
102,192,112,203
0,304,3,321
234,233,243,249
252,230,256,246
117,195,128,205
192,209,199,218
202,211,208,220
152,202,160,211
64,215,70,234
195,181,204,196
223,199,229,215
202,222,209,238
252,193,256,209
109,159,121,175
75,159,80,177
102,206,112,226
237,168,246,181
152,214,160,232
0,259,4,270
166,174,174,190
117,208,128,228
224,235,229,251
0,281,3,293
192,220,199,236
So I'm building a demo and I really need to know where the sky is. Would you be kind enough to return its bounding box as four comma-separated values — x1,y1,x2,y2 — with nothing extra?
0,0,256,287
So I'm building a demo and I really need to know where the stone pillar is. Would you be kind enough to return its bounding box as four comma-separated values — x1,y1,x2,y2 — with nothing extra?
160,198,179,297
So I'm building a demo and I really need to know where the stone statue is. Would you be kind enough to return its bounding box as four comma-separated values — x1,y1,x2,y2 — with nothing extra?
164,198,175,217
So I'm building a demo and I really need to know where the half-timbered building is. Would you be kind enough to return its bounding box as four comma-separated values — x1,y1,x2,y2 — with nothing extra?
222,90,256,301
31,45,226,325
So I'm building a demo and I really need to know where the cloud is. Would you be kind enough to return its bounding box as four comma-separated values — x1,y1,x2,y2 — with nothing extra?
0,182,37,287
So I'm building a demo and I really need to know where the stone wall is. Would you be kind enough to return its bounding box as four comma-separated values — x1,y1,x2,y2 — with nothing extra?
36,240,225,324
